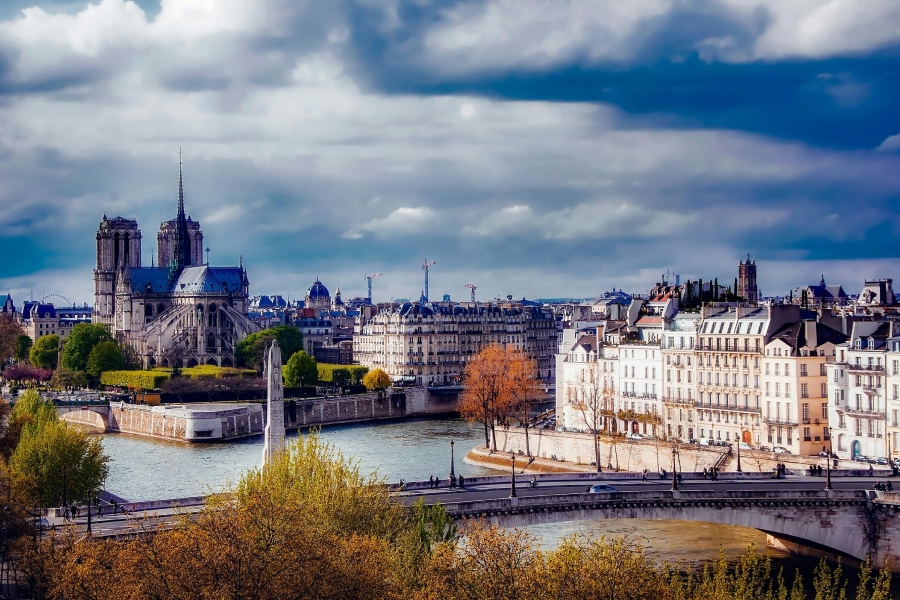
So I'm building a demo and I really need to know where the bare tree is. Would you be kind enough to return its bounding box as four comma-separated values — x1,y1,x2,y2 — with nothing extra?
569,361,616,472
507,349,541,457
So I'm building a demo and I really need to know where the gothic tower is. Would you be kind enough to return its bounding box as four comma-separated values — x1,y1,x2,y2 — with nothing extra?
93,215,142,326
737,255,759,304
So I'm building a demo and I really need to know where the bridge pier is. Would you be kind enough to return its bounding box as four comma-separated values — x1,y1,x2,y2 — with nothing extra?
765,533,858,566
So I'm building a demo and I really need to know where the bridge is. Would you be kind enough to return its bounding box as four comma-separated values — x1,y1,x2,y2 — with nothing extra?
404,474,900,567
48,472,900,569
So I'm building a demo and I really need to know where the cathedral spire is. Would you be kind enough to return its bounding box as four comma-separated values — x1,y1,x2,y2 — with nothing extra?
171,148,192,275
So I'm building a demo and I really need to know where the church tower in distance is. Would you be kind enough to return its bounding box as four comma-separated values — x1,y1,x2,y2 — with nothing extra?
738,255,759,304
93,216,142,326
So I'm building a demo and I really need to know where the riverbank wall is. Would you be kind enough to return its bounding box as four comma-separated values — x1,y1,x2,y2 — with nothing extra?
58,386,456,442
473,428,881,475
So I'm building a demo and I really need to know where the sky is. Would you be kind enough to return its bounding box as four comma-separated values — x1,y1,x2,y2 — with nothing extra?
1,0,900,306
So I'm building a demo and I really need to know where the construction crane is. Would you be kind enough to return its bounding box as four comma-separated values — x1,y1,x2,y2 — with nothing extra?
364,272,383,303
422,258,436,302
464,284,477,303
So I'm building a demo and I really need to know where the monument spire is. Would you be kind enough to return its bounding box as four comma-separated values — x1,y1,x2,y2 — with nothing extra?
261,341,285,467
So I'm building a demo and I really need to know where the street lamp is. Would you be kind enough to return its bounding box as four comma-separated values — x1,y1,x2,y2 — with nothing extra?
510,453,517,498
825,426,833,491
736,432,743,473
449,440,455,480
61,466,67,509
671,445,678,491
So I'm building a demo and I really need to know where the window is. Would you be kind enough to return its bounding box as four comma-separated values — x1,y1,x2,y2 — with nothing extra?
800,364,807,376
765,363,770,375
775,383,781,397
785,364,790,376
785,384,791,398
821,383,827,398
802,403,809,420
821,403,828,418
765,382,770,396
801,383,808,398
820,363,827,376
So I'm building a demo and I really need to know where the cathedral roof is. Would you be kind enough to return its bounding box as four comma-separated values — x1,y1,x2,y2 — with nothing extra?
128,266,244,294
307,279,330,299
173,266,244,293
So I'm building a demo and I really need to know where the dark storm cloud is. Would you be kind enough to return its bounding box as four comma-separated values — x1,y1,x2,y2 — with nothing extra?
1,0,900,303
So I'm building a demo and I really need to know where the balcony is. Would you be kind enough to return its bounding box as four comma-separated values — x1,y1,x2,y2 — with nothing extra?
847,364,885,373
842,407,886,419
763,416,799,426
861,385,882,396
662,396,694,406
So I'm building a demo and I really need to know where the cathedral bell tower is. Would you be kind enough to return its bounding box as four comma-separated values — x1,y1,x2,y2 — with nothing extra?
93,215,142,327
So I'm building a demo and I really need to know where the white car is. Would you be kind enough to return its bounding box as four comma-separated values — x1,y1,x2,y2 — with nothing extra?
629,433,644,440
738,442,752,451
773,446,791,454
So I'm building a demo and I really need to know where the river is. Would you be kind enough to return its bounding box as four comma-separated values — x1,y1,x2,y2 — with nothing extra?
96,417,895,595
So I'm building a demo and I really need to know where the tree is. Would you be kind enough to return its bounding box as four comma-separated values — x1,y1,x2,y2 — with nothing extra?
284,350,318,387
8,389,109,505
0,312,24,368
459,344,510,451
50,367,88,391
60,323,113,372
362,368,392,391
568,360,616,472
15,334,33,363
29,334,59,369
86,340,124,377
506,348,540,457
119,343,141,370
237,326,303,372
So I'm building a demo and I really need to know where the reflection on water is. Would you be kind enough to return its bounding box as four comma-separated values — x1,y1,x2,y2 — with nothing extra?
100,417,496,501
527,518,776,567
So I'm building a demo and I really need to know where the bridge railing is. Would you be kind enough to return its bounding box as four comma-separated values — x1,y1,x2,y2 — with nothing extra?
439,489,869,515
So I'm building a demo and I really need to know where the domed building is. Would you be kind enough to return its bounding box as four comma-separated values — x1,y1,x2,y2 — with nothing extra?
305,279,331,313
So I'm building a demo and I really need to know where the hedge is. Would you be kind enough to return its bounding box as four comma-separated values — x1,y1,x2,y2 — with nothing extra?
317,364,369,384
150,366,256,379
100,371,170,391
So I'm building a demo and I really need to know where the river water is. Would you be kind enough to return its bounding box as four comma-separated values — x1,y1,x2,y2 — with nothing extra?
96,417,892,594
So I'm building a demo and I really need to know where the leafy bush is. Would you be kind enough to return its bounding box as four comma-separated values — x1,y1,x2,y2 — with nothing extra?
317,364,368,384
100,371,170,391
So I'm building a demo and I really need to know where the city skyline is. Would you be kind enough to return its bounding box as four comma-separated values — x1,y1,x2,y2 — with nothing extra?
1,1,900,304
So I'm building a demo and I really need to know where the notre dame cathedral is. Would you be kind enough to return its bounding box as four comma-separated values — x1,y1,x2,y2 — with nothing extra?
93,158,259,368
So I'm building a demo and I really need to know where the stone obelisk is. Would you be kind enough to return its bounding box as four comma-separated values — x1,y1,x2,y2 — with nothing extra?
261,340,285,467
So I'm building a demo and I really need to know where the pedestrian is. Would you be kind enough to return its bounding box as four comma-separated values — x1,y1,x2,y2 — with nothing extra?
71,503,78,519
888,481,894,492
459,475,465,488
63,505,70,521
641,469,646,482
429,475,434,489
869,465,874,477
703,467,708,480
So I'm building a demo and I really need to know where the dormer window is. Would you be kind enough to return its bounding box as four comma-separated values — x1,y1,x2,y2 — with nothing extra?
855,339,862,350
868,339,875,351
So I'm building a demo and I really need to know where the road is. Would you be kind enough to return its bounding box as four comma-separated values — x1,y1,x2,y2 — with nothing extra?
48,474,889,538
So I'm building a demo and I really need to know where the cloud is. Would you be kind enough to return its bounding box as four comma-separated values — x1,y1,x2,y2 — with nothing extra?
0,0,900,306
877,134,900,153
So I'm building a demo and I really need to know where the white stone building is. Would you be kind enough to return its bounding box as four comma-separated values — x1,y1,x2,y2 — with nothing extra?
661,313,699,442
827,321,893,460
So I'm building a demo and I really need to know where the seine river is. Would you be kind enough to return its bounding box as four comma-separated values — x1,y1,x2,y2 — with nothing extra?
96,417,889,589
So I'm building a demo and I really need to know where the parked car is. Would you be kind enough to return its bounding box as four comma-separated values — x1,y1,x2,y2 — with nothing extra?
628,433,643,440
853,455,869,463
738,442,752,451
875,457,888,465
698,438,713,446
36,517,51,530
758,445,770,452
773,446,791,454
587,484,620,493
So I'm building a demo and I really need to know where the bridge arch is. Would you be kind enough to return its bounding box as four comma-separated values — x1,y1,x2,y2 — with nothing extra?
446,492,876,563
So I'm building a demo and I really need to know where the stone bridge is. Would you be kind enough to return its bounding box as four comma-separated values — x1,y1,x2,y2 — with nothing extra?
57,405,110,430
437,489,900,566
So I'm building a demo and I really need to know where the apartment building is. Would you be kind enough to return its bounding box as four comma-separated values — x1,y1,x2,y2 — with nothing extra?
693,305,805,446
661,313,699,441
354,302,554,386
885,339,900,461
617,342,663,436
827,321,894,460
762,320,846,454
